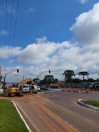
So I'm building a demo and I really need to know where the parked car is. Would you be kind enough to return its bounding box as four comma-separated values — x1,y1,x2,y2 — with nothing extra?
39,86,48,90
39,86,44,90
37,86,40,91
43,87,48,90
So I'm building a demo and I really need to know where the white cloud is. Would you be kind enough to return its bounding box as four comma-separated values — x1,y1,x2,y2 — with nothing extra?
25,8,34,14
0,10,3,15
78,0,88,4
0,30,9,35
70,2,99,44
0,5,16,16
1,3,99,82
29,8,34,12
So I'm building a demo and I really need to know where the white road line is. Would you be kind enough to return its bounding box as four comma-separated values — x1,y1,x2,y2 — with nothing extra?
12,101,32,132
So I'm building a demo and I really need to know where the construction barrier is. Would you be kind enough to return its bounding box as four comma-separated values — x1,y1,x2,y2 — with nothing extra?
86,89,89,93
68,87,71,92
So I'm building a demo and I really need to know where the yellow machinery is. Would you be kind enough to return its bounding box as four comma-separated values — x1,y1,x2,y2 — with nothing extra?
4,78,37,97
50,84,59,88
18,78,36,88
4,87,23,97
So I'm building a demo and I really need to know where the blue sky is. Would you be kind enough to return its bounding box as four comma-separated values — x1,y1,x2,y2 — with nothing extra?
0,0,99,82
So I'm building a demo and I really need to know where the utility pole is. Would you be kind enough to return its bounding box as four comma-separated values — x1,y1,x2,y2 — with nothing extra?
23,73,24,80
3,69,19,87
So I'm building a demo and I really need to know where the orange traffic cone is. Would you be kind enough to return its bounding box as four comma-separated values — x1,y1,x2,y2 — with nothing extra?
73,88,76,92
51,92,53,96
76,88,78,92
86,89,89,93
82,88,85,93
68,87,71,92
94,89,97,94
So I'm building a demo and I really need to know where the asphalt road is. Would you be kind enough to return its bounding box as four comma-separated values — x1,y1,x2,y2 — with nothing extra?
0,90,99,132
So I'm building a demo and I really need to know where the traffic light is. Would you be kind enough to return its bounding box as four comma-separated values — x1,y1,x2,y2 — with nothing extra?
49,70,51,73
17,69,19,73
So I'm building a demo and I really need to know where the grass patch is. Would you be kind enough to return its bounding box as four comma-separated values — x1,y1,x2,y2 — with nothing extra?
82,100,99,107
0,99,28,132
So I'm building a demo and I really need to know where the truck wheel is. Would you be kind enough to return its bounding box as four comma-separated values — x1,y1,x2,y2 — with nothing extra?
10,94,15,97
4,93,9,97
20,93,23,96
34,92,37,94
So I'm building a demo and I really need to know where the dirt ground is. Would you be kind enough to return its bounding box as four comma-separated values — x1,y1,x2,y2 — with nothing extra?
0,91,99,132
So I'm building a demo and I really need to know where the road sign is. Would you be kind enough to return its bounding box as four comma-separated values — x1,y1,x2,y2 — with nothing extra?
35,80,40,83
0,76,2,79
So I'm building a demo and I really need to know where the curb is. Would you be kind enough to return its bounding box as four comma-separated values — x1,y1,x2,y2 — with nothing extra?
12,101,32,132
78,99,99,111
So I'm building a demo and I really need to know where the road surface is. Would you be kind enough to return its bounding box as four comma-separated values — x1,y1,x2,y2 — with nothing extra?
0,90,99,132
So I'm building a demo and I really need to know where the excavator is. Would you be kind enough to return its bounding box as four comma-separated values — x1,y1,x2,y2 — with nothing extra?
4,78,38,97
18,78,38,93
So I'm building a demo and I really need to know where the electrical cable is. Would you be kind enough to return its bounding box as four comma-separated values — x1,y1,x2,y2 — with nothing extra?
7,0,13,67
10,0,19,67
11,0,19,48
5,0,7,71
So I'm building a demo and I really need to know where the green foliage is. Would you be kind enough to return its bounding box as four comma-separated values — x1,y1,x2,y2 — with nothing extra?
0,99,28,132
1,86,5,90
40,78,58,85
63,70,75,83
78,71,89,80
71,78,81,83
82,100,99,107
88,78,94,82
44,75,54,80
33,78,39,82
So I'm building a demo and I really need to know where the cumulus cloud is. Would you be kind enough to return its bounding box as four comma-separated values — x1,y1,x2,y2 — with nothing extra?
78,0,88,4
70,2,99,44
1,2,99,82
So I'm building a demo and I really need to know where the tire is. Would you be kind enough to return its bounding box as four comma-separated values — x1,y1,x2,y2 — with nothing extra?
20,93,23,97
4,93,9,97
10,93,15,97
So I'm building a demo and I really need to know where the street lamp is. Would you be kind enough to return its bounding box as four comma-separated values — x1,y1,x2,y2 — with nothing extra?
37,70,51,78
4,69,19,86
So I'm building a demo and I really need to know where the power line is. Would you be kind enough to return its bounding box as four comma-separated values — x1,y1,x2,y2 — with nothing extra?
12,0,19,47
10,0,19,66
5,0,7,71
7,0,13,67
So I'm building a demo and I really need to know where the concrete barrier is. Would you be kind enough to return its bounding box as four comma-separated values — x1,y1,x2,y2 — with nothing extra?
0,89,3,95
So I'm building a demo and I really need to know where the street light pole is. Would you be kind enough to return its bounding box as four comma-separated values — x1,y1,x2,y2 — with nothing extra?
23,73,24,80
3,69,19,86
37,70,51,78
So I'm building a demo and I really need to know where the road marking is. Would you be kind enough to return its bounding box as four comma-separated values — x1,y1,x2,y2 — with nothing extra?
16,102,39,132
27,95,80,132
31,95,99,129
29,100,64,132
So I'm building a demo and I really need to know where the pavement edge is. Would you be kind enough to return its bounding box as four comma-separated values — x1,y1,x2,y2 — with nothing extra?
12,101,32,132
78,99,99,111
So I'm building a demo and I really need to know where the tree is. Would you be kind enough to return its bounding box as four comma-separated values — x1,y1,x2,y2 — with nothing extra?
88,78,94,82
40,76,58,85
63,70,75,83
72,78,81,83
33,78,39,82
44,75,54,81
78,71,89,81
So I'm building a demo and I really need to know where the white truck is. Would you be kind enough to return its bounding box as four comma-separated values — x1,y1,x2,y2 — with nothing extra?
21,84,38,93
18,78,38,93
89,82,99,91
